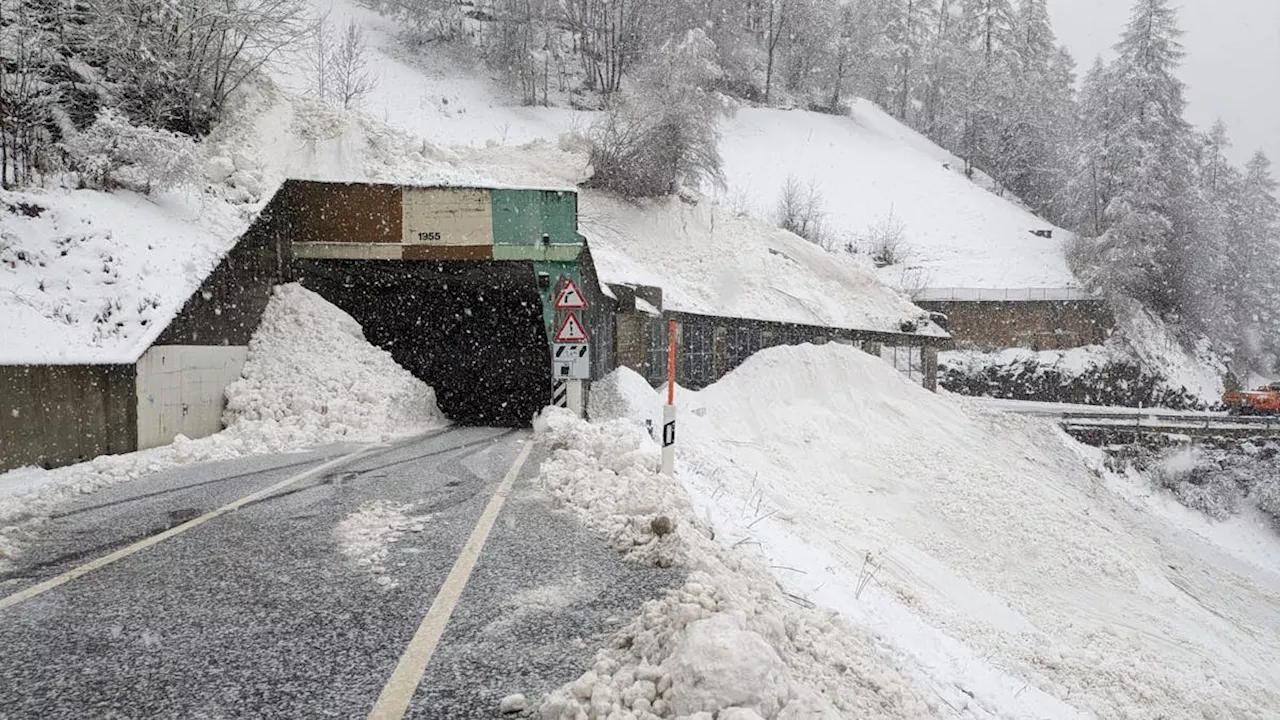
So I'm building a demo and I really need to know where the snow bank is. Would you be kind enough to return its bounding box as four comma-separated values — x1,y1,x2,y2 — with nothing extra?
223,283,443,445
641,343,1280,718
532,410,933,719
0,187,248,364
0,284,445,569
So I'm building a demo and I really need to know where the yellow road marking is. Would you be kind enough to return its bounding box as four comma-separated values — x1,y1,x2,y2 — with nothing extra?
0,444,382,613
367,439,535,720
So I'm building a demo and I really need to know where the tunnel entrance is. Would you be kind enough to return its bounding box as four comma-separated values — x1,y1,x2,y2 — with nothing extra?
296,259,552,427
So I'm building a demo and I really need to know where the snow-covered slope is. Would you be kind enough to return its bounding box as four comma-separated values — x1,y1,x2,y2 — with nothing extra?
591,346,1280,718
580,194,944,335
719,104,1076,290
0,189,248,364
282,0,1075,294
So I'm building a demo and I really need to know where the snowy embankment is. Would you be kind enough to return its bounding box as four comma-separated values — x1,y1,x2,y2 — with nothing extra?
533,410,934,719
558,345,1280,719
0,188,249,364
0,284,445,568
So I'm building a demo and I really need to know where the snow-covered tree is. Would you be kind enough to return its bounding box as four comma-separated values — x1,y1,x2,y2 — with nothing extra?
884,0,938,121
63,108,202,194
561,0,648,95
1082,0,1198,316
329,21,378,109
585,29,726,197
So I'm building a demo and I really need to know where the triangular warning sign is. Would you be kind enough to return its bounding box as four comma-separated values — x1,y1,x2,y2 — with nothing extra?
553,278,589,310
554,312,589,343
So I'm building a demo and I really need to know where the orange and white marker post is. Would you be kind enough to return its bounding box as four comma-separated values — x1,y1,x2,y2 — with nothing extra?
661,320,677,476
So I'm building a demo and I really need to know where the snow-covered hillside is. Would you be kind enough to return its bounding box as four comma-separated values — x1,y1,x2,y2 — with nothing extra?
275,0,1077,293
588,346,1280,718
0,189,248,364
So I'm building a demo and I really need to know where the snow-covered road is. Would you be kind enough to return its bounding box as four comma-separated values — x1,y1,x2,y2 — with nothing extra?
0,428,679,718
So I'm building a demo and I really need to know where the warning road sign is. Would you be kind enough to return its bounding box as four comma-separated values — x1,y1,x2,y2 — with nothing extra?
553,278,588,310
553,313,589,343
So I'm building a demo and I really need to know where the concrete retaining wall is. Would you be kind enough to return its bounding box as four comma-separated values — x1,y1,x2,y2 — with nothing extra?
0,365,136,472
916,299,1114,351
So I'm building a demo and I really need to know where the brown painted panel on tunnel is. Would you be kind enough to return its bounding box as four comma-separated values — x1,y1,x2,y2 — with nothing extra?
400,245,495,261
277,181,403,243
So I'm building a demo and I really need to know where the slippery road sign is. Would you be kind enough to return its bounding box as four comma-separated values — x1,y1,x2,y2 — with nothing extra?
553,278,589,310
553,313,589,343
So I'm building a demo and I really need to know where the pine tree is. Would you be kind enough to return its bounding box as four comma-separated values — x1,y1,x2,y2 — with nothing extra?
1088,0,1197,316
1231,152,1280,370
884,0,938,121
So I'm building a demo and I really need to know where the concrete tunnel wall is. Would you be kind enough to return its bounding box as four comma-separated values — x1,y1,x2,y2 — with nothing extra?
294,258,552,427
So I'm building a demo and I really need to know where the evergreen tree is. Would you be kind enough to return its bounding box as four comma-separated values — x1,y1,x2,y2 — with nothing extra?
1088,0,1197,316
884,0,938,122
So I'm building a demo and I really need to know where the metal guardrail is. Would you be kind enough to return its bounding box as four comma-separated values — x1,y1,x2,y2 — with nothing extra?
1060,411,1280,436
913,287,1099,302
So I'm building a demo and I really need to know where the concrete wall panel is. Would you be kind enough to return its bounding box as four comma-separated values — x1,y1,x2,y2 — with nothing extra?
0,365,136,472
135,346,248,450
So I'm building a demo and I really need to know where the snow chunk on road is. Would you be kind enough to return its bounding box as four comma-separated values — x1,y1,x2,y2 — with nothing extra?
665,613,792,718
0,284,445,569
336,500,422,588
533,410,933,720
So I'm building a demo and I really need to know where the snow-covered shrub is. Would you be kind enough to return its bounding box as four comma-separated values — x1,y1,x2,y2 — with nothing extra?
64,109,202,194
860,211,907,267
775,175,828,246
1138,442,1280,524
585,30,726,199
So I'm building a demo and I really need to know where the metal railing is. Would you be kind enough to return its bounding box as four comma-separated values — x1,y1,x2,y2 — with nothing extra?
1060,411,1280,436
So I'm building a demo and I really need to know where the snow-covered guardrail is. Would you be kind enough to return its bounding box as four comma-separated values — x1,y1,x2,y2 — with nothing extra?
1059,412,1280,436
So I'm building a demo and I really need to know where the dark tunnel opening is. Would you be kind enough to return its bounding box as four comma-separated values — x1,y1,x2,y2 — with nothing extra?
295,259,553,427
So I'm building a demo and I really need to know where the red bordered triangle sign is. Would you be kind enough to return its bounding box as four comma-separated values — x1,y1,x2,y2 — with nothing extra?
553,278,589,310
554,312,589,343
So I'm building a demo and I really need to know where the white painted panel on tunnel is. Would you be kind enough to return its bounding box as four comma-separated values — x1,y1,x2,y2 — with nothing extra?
135,346,248,450
402,187,494,246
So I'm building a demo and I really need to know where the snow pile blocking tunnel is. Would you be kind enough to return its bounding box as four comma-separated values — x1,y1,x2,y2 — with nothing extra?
276,180,609,427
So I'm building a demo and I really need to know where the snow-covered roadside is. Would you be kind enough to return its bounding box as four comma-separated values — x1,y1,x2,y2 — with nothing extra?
0,284,446,569
532,410,935,719
582,345,1280,719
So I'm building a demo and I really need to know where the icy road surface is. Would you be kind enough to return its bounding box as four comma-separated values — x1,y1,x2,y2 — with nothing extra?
0,428,679,718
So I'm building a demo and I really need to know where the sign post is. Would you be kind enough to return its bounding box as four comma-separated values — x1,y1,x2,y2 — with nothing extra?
662,319,676,476
551,276,589,418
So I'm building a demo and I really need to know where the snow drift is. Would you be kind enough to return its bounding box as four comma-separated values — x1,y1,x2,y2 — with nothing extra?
533,410,935,719
0,284,445,568
591,344,1280,718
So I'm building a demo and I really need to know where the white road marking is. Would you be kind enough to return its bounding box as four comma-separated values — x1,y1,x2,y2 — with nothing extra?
0,443,385,613
367,439,535,720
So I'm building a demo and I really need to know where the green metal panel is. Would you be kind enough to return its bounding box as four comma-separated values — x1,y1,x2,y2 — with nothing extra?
491,189,582,247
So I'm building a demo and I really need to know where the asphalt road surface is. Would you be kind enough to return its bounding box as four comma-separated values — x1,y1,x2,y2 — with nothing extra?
0,427,680,719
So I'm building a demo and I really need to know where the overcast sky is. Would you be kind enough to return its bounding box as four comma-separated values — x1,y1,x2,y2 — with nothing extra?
1047,0,1280,167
